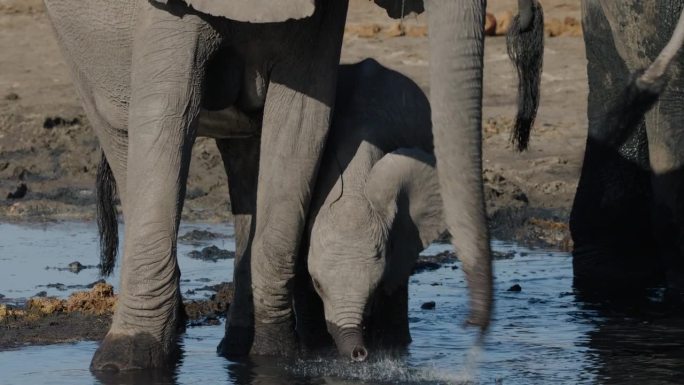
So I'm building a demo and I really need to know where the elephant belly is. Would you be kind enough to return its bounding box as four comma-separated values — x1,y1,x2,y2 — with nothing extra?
197,106,260,139
44,0,136,131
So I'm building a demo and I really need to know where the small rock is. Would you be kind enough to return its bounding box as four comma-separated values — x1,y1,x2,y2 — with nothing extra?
83,279,106,289
187,245,234,262
412,261,441,274
185,187,208,200
5,92,19,101
493,251,516,260
430,282,442,286
43,116,81,129
179,229,220,242
451,265,459,270
421,301,436,310
508,284,522,292
35,291,47,297
68,261,85,273
43,283,67,291
0,293,5,299
7,183,27,199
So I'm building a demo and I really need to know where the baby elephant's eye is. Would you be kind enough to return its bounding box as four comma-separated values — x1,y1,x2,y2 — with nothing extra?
312,278,323,292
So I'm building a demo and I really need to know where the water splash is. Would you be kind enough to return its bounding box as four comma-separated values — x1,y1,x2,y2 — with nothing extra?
286,354,474,384
457,334,484,382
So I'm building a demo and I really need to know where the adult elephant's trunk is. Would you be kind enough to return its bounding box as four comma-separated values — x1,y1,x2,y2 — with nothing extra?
425,0,491,330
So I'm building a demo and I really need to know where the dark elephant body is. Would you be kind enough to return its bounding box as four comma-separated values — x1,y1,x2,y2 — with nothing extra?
572,0,684,293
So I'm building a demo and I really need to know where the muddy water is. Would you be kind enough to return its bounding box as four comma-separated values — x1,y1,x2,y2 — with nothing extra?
2,223,684,384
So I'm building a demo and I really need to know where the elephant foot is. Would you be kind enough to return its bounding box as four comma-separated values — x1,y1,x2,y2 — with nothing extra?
90,331,179,372
218,325,253,357
250,320,298,357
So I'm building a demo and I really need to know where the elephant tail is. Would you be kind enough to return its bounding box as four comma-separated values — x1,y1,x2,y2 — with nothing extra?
506,0,544,152
96,151,118,277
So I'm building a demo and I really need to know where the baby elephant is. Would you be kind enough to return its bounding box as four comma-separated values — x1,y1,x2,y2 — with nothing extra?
302,58,445,361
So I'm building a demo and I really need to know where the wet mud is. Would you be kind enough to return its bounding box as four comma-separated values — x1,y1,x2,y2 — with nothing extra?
0,281,236,350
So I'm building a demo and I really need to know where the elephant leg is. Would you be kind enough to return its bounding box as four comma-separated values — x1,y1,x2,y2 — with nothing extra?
91,4,220,371
215,137,259,356
643,1,684,295
293,254,332,353
233,1,349,357
366,284,411,352
570,0,661,294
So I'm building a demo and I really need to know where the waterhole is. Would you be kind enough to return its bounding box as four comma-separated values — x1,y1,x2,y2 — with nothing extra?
1,222,684,384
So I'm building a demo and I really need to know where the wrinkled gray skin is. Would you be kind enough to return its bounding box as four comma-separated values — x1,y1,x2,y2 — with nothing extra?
44,0,348,371
302,59,444,362
571,0,684,295
43,0,535,371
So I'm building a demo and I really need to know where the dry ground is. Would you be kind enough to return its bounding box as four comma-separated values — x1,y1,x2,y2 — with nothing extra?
0,0,586,248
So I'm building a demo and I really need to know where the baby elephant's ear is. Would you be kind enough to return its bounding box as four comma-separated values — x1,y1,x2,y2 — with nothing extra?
365,148,445,291
152,0,315,23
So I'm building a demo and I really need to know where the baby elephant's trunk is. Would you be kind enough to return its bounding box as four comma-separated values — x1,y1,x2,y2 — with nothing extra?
327,324,368,362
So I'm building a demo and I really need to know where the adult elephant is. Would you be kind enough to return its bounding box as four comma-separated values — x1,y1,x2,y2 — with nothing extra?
43,0,543,371
571,0,684,295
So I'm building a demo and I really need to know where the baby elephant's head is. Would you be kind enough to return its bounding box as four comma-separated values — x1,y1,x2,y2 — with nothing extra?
308,148,444,362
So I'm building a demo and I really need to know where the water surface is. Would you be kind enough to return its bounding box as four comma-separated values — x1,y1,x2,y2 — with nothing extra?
2,222,684,384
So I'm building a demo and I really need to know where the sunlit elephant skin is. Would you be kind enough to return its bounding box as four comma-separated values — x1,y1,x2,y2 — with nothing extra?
45,0,349,370
45,0,543,371
571,1,684,295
